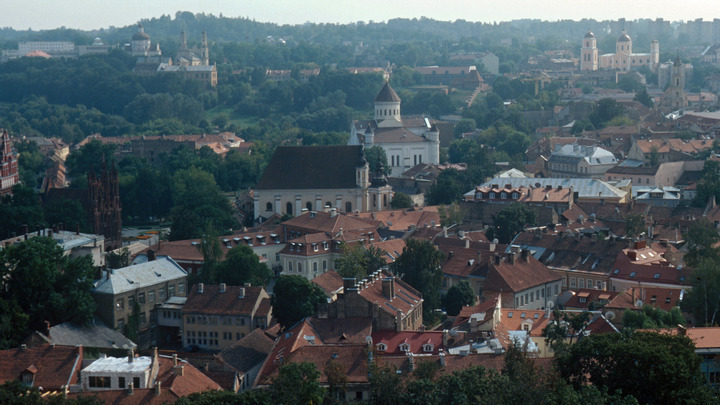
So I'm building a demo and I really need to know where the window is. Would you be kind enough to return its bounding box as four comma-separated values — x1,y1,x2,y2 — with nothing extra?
399,343,410,352
298,263,302,273
286,202,293,215
89,376,112,388
149,291,155,302
313,262,318,273
118,377,125,388
323,260,327,271
178,283,185,294
128,296,135,308
508,312,514,318
138,293,145,304
654,273,661,279
346,202,352,212
159,288,166,300
579,279,585,288
422,344,433,352
630,272,637,278
116,298,124,311
169,285,175,296
579,297,587,303
133,377,140,389
117,318,124,330
266,202,272,211
139,312,146,324
570,277,576,287
313,244,319,252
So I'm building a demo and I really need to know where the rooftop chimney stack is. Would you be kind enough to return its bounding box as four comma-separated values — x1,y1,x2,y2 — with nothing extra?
382,278,395,299
127,382,134,395
521,248,530,263
128,349,134,363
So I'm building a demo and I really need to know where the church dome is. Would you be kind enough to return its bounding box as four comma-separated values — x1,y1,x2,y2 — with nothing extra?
617,31,631,42
584,30,595,38
132,23,151,41
374,82,401,103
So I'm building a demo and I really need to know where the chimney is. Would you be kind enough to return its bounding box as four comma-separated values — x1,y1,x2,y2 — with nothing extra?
20,344,27,351
494,253,501,265
173,353,178,366
198,283,204,293
128,348,134,363
127,382,134,395
23,224,28,240
439,351,446,367
238,287,245,299
330,208,337,218
147,249,156,262
465,239,470,249
44,320,51,337
220,283,226,293
155,381,161,396
677,324,687,336
343,277,356,292
521,248,530,263
442,329,448,347
477,251,482,263
382,278,395,299
508,252,516,265
408,353,415,372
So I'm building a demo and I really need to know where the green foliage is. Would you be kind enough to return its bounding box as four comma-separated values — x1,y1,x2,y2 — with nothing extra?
684,220,720,268
555,331,714,404
453,118,477,138
369,365,403,405
215,245,274,287
589,98,626,129
391,239,445,322
0,236,96,348
444,280,476,316
334,244,386,280
65,140,117,180
324,360,348,403
624,213,645,239
175,389,271,405
425,169,466,205
106,247,130,270
43,197,89,233
124,300,141,343
0,184,45,239
271,275,326,328
365,145,391,176
168,167,238,241
438,202,463,227
269,362,325,405
390,192,412,209
694,160,720,207
682,258,720,327
634,87,653,107
623,306,686,330
486,203,536,244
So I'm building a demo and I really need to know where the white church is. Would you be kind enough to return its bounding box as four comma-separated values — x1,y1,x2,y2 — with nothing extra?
349,82,440,177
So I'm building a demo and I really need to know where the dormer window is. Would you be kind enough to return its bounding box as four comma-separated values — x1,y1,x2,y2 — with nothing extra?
376,343,387,352
313,244,319,252
323,242,329,250
422,344,434,352
501,192,507,199
489,192,495,199
511,192,519,199
399,343,410,352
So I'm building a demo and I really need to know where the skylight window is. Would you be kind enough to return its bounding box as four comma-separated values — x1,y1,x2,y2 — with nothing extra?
630,272,637,278
654,273,661,279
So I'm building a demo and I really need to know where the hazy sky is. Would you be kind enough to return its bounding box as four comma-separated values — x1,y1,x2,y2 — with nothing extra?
1,0,719,31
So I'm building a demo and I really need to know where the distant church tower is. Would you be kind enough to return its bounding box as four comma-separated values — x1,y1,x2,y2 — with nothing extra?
581,29,598,71
87,160,122,251
131,23,151,57
662,55,688,111
374,82,402,128
201,30,209,66
0,129,19,196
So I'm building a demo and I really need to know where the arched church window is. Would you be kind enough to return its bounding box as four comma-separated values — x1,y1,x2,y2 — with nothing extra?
306,202,312,211
346,202,352,212
266,202,272,211
286,202,293,215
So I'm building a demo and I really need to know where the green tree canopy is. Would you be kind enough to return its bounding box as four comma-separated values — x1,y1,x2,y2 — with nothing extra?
443,280,475,316
682,258,720,327
390,192,412,209
0,236,95,349
269,362,325,405
215,245,274,287
555,331,714,404
334,243,386,280
391,239,445,322
168,167,238,241
271,275,326,328
486,203,536,244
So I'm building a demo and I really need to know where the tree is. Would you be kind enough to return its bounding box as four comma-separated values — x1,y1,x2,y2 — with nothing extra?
365,145,391,176
334,243,386,280
438,202,463,227
453,118,477,138
391,239,445,322
590,98,625,128
555,331,714,404
65,140,117,180
216,245,274,287
623,305,685,329
682,258,720,327
634,87,653,107
444,280,475,316
369,365,402,405
486,203,536,244
684,220,720,268
390,192,412,209
269,362,324,405
624,213,645,240
0,237,95,347
648,145,659,167
169,167,238,241
0,184,45,239
106,247,130,270
271,275,326,328
324,360,348,404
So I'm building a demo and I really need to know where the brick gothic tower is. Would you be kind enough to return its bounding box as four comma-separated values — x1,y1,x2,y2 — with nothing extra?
87,159,122,250
0,129,20,196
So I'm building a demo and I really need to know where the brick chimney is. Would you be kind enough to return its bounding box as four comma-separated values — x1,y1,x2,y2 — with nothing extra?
521,248,530,263
382,278,395,299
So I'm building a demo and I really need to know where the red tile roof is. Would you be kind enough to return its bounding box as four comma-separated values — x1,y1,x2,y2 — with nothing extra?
0,344,82,390
605,287,684,312
311,270,344,296
371,331,445,355
182,284,270,316
484,254,562,294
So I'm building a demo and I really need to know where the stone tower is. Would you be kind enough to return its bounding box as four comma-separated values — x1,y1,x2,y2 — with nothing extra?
87,160,122,250
201,30,209,66
0,129,19,196
374,82,402,128
580,29,598,71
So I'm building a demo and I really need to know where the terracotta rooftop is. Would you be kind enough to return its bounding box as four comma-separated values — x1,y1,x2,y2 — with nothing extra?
0,344,82,390
311,270,345,296
371,330,445,355
484,253,562,294
182,284,269,316
353,209,441,231
605,287,684,312
216,328,275,374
